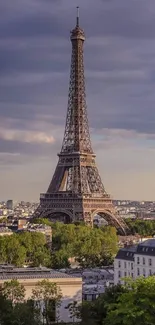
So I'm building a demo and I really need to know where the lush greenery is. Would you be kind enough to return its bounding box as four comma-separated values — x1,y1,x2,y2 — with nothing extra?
126,218,155,236
51,222,118,268
0,279,62,325
0,232,51,267
79,276,155,325
0,220,118,268
1,277,155,324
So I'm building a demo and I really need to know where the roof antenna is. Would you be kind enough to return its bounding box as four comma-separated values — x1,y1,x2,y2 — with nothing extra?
76,6,79,27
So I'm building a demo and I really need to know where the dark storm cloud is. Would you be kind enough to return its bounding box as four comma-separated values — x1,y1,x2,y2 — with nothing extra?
1,0,155,40
0,137,59,158
1,0,155,158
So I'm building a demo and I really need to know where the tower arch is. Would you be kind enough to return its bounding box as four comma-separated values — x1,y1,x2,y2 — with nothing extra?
92,209,127,235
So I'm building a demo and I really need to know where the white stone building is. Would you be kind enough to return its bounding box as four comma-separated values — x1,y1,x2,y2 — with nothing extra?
0,265,82,323
114,239,155,285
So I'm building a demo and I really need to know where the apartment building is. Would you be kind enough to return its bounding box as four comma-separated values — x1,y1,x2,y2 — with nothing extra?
114,239,155,284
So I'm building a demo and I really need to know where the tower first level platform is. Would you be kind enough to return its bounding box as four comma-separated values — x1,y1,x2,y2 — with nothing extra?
37,193,127,236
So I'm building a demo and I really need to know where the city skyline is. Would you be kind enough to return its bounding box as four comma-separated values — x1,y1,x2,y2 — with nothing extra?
0,0,155,201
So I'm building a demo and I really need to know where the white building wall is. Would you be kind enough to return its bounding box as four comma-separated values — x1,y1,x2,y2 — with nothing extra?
114,255,155,285
134,254,155,278
0,277,82,323
114,259,134,285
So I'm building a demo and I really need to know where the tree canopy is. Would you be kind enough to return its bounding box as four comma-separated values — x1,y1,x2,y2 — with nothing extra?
126,218,155,236
0,222,118,268
0,232,51,267
79,276,155,325
105,276,155,325
51,222,118,268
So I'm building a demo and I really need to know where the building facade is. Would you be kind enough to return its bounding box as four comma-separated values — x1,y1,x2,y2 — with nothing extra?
114,239,155,284
0,265,82,323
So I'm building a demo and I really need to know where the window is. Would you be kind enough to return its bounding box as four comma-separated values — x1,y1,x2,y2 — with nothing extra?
86,294,93,301
118,271,121,278
137,257,140,264
137,268,140,276
124,261,126,268
143,268,146,276
149,258,152,266
83,294,87,301
143,257,145,265
92,294,97,301
149,269,152,276
124,271,127,277
131,263,133,270
118,261,121,268
43,300,56,323
131,273,134,278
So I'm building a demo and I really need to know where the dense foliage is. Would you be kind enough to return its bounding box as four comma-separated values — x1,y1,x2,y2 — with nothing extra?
79,276,155,325
105,276,155,325
0,232,51,267
51,222,118,268
0,221,118,268
126,218,155,236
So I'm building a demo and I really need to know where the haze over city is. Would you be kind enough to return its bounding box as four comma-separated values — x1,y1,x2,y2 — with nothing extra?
1,0,155,201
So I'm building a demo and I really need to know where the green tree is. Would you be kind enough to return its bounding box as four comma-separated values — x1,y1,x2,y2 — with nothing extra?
51,223,118,268
32,245,51,267
0,237,7,264
4,235,22,265
0,291,13,325
12,300,41,325
52,248,71,269
75,226,118,268
105,276,155,325
126,218,155,236
79,284,127,325
32,279,62,324
0,293,41,325
32,218,53,227
2,279,25,304
18,232,50,266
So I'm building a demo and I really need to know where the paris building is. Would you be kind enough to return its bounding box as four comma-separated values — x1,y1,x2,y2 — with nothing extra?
114,238,155,285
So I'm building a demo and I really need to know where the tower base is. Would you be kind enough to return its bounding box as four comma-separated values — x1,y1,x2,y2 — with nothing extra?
34,192,128,235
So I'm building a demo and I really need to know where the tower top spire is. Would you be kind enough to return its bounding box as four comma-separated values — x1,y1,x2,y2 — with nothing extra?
70,6,85,41
76,6,79,27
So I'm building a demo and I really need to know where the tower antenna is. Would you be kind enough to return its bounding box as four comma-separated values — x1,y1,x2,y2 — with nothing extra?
76,6,79,27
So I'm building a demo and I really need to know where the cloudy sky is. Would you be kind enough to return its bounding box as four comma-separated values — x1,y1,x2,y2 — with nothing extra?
0,0,155,202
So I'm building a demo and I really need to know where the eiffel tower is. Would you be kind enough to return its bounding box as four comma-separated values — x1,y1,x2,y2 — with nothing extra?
34,8,128,235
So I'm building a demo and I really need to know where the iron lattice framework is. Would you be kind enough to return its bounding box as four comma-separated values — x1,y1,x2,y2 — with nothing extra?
34,9,128,235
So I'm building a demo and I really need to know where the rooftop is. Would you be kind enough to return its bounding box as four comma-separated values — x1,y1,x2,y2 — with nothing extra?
0,265,81,280
116,239,155,259
139,239,155,247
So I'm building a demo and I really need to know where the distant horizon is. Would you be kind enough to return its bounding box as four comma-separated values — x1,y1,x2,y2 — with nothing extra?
1,198,155,204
